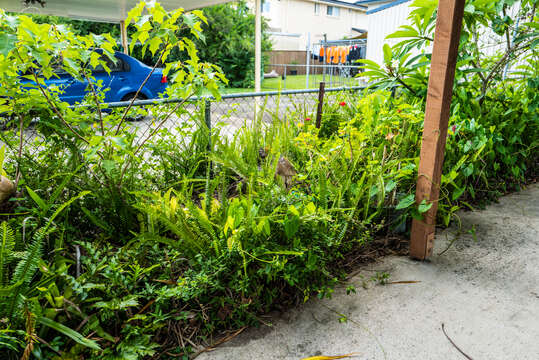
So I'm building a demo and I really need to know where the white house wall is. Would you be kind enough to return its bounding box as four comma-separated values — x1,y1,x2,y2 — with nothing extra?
365,0,412,65
253,0,368,51
366,0,525,75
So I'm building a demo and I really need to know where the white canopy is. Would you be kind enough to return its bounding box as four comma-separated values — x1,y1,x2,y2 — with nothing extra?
0,0,231,23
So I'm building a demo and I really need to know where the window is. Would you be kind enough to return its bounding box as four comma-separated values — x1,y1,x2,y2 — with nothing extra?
326,5,340,17
314,3,320,15
261,0,270,13
90,55,124,73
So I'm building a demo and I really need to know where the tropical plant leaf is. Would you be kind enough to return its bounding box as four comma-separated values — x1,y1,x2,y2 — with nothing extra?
37,316,101,350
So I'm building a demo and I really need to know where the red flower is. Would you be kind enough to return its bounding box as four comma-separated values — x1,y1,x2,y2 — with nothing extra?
339,101,346,107
397,109,402,113
451,125,457,133
305,117,311,122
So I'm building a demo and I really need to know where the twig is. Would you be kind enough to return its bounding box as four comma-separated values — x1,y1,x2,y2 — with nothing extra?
30,70,90,146
189,326,247,359
441,323,474,360
319,303,387,360
115,43,169,135
396,77,418,97
83,71,105,136
438,231,461,256
117,94,193,187
35,335,63,356
14,113,24,188
133,94,193,156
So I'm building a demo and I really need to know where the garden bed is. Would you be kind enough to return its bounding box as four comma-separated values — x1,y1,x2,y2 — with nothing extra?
0,1,537,359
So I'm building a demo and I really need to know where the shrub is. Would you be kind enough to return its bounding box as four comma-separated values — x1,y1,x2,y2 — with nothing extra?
0,1,537,358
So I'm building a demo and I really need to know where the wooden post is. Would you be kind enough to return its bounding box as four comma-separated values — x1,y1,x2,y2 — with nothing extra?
410,0,466,260
120,20,128,55
315,81,325,129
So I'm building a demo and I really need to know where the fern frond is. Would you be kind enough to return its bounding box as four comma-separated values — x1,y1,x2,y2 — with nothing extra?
0,221,15,286
7,228,47,319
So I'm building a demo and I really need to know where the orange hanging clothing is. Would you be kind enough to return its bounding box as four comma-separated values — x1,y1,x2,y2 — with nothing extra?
332,46,339,64
340,46,347,64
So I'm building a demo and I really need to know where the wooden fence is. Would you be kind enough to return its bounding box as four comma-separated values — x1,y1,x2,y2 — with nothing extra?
265,50,308,75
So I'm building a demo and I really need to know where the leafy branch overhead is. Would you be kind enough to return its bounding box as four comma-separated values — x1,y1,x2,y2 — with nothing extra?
358,0,538,98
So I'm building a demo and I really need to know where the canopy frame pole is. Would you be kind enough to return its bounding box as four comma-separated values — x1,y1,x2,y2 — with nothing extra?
254,0,262,93
410,0,466,260
120,20,128,55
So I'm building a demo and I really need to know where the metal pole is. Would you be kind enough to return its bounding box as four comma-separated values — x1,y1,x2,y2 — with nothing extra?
315,82,325,129
255,0,262,93
323,33,327,83
410,0,466,260
205,99,211,152
284,64,287,90
306,32,311,89
120,20,128,55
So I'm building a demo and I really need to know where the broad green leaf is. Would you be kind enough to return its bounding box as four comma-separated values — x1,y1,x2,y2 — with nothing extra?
37,317,101,350
26,187,47,211
396,194,415,210
417,200,433,213
386,29,418,39
382,44,392,64
452,187,466,201
0,33,16,56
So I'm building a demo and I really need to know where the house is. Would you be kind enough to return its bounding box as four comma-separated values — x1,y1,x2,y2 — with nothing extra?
357,0,523,70
355,0,413,65
251,0,368,51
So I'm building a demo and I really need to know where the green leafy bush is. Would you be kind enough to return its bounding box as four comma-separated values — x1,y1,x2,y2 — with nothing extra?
0,1,537,358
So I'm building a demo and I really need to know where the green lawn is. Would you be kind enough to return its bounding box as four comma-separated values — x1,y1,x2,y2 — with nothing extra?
214,74,362,95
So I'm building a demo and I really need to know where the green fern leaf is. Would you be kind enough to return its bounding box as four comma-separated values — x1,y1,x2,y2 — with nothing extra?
0,221,15,286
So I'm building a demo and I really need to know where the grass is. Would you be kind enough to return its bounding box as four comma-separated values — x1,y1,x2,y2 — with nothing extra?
214,74,362,95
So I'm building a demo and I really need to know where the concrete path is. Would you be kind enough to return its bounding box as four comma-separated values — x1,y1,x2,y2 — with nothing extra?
199,183,539,360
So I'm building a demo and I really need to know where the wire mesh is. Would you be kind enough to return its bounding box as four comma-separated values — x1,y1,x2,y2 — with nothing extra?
1,87,362,180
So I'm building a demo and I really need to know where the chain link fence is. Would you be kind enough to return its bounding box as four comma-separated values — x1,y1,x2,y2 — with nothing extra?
1,85,364,182
105,85,364,139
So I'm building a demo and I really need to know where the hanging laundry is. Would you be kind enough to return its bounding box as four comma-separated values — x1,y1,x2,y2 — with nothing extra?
319,46,324,62
325,47,331,63
359,45,366,59
332,46,339,64
340,46,347,64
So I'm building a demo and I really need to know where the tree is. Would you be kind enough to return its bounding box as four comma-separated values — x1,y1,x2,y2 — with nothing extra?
193,1,272,88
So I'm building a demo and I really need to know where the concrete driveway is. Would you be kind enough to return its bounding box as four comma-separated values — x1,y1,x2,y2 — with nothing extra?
199,183,539,360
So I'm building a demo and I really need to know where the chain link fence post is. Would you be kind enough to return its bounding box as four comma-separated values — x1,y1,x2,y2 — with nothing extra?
204,99,212,178
205,99,211,152
315,82,325,129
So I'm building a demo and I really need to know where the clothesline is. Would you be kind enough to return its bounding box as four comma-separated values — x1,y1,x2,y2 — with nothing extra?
310,43,366,65
315,39,367,46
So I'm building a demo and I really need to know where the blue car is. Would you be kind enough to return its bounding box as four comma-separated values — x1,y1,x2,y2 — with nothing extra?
22,51,168,105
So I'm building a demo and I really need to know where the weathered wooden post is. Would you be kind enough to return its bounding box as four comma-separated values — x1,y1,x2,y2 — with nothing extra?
410,0,466,260
315,82,326,129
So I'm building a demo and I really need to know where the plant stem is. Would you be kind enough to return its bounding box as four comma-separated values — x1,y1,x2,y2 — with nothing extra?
83,70,105,137
117,94,193,187
14,113,24,188
114,43,169,135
